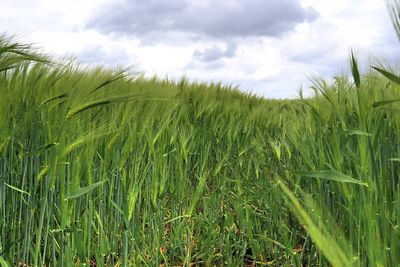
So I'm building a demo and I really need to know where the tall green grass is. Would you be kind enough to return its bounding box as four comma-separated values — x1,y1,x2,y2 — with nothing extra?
1,19,400,266
0,38,308,266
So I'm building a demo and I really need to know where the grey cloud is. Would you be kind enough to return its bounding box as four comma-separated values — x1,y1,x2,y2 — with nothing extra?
193,42,237,62
87,0,318,39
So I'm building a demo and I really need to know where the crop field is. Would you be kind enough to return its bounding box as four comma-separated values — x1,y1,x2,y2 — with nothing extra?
1,36,400,267
1,30,400,267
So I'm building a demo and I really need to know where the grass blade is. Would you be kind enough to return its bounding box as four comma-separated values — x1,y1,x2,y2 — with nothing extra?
372,66,400,85
278,180,352,266
294,170,368,186
350,52,361,88
65,180,107,200
4,183,31,196
66,95,138,119
372,97,400,108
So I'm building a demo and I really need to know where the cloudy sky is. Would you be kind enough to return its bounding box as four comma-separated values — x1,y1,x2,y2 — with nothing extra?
0,0,399,98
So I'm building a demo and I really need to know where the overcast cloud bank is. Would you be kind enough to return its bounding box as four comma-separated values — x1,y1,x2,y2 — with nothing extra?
0,0,399,98
87,0,318,39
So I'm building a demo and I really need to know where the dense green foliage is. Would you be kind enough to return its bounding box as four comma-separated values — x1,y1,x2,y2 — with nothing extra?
1,36,400,266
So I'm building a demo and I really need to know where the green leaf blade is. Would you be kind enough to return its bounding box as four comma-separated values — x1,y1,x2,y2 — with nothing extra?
4,183,31,196
65,180,107,200
372,66,400,85
294,170,368,186
350,52,361,88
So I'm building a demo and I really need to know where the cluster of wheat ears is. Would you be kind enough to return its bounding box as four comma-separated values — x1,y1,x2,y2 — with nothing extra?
1,1,400,266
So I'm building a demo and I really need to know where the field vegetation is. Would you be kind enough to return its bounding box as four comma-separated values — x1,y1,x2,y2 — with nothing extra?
2,3,400,266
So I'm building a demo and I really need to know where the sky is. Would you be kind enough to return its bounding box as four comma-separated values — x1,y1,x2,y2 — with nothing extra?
0,0,399,98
